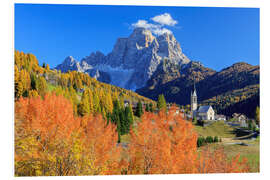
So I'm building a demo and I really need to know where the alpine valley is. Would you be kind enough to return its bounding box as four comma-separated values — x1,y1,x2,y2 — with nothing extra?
55,27,259,117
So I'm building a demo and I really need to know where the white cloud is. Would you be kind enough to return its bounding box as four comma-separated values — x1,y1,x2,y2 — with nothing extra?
132,20,172,36
151,13,178,26
131,13,177,35
131,20,159,30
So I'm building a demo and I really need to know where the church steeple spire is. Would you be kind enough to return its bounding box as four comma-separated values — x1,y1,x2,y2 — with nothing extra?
191,77,198,116
193,80,197,96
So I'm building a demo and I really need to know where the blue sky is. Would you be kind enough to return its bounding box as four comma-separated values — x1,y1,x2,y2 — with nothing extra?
15,4,259,71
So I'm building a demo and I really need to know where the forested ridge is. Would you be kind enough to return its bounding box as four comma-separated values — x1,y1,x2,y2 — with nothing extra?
137,61,259,117
201,84,259,118
14,51,251,176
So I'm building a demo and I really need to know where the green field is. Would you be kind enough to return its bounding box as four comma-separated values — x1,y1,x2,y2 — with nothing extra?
204,138,260,172
195,121,259,173
194,121,235,138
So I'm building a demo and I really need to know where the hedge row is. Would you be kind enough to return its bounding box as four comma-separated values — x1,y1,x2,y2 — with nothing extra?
197,136,221,147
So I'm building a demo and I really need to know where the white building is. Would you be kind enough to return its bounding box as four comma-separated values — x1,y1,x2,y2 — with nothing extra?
232,113,247,122
190,83,215,121
197,105,215,120
215,114,226,121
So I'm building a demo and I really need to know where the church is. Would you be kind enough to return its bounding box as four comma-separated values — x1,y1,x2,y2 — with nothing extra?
190,84,215,120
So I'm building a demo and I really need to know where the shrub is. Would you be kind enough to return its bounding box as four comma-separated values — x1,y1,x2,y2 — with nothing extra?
214,136,219,142
197,136,221,147
206,136,213,143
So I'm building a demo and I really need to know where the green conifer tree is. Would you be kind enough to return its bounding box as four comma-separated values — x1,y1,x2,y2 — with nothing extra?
125,105,133,133
30,73,37,90
118,108,124,135
145,103,150,112
149,102,154,112
157,94,167,112
135,100,143,117
112,100,121,124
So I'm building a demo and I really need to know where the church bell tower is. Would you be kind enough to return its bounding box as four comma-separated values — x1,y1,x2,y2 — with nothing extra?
191,82,197,116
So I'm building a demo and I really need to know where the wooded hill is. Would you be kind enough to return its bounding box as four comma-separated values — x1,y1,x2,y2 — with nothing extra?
14,50,156,117
137,61,259,117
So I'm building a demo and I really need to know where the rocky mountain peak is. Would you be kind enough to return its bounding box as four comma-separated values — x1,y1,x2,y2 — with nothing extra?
130,27,154,38
81,51,105,67
128,27,155,49
55,27,191,90
55,56,82,73
64,56,76,63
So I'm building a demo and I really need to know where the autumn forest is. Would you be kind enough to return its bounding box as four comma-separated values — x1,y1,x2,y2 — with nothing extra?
14,51,252,176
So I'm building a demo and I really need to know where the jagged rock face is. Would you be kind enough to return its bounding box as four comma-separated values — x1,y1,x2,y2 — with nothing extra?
81,51,105,67
156,33,189,64
55,27,190,90
55,56,83,72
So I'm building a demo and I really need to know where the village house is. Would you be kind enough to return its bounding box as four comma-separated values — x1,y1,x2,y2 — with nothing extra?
240,119,248,128
232,113,247,122
215,114,226,121
232,113,249,128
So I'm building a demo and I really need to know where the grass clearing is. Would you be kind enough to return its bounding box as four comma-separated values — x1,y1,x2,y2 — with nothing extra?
194,121,235,138
195,121,259,172
200,137,260,172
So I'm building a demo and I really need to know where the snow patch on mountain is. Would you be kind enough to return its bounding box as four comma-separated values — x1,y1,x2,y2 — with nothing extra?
94,65,135,89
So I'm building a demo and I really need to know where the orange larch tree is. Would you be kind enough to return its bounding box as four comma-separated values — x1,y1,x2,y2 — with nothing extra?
15,93,80,176
197,147,250,173
126,105,249,174
15,93,123,176
127,105,198,174
77,114,124,175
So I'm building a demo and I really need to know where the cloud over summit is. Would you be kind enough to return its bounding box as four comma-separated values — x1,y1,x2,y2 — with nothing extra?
131,13,178,36
151,13,178,26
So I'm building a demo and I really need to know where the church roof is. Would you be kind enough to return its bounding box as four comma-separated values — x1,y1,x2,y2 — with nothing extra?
197,105,212,113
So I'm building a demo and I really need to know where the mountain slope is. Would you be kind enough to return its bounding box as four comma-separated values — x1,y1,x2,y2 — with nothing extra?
15,50,156,113
136,62,259,117
136,61,217,103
